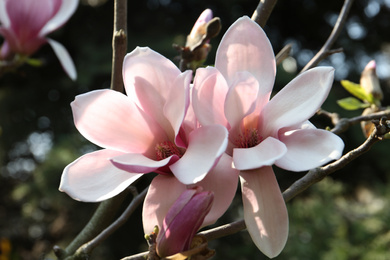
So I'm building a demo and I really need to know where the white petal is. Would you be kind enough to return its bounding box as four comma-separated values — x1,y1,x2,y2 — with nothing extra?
170,125,228,184
275,128,344,171
233,137,287,170
59,149,142,202
47,38,77,80
261,67,334,136
0,0,10,27
240,167,288,258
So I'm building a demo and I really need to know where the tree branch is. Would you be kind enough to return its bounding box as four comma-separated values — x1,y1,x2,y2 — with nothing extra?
251,0,278,28
300,0,354,73
110,0,128,92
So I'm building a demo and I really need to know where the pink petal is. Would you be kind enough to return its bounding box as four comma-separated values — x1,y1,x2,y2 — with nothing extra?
189,9,213,39
123,47,181,135
169,125,228,184
215,16,275,98
275,128,344,171
143,175,187,235
59,149,142,202
232,137,287,170
240,167,288,258
192,67,229,127
164,70,192,142
110,153,174,174
0,0,10,28
47,38,77,80
196,153,239,227
224,71,259,130
39,0,79,36
261,67,334,136
71,89,166,155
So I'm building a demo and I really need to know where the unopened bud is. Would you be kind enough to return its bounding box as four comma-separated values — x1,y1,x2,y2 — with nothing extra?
360,60,383,102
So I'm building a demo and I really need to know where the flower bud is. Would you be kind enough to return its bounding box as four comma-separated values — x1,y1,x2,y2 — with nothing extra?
360,60,383,102
156,187,214,258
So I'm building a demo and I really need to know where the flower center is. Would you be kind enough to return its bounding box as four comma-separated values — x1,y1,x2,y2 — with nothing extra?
235,128,263,148
155,141,183,160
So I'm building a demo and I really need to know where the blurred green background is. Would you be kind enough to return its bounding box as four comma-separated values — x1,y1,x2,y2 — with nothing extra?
1,0,390,259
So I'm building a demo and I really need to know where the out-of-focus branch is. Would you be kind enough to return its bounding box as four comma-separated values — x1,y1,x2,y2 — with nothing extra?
60,187,148,260
251,0,278,28
318,108,390,135
54,189,131,259
300,0,354,73
110,0,128,92
275,44,292,66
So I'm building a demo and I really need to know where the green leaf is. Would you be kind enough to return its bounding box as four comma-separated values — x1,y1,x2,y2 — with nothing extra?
26,58,43,67
337,97,370,110
340,80,375,104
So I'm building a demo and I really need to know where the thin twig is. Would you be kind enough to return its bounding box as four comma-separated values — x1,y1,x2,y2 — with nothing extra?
275,44,292,66
110,0,128,92
251,0,279,28
300,0,354,73
71,187,148,258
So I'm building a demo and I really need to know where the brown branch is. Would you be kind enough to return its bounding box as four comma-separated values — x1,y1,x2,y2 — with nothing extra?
110,0,128,92
66,187,148,259
251,0,278,28
300,0,354,73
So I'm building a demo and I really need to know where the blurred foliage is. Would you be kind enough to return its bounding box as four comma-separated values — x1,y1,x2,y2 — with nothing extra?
1,0,390,259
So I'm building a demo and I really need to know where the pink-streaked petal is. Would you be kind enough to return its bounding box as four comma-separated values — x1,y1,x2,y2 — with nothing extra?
143,175,187,235
123,47,181,134
39,0,78,36
275,128,344,171
59,149,142,202
47,38,77,80
110,153,174,174
224,71,259,130
192,67,229,127
72,89,166,155
233,137,287,170
0,0,10,27
164,70,192,142
195,153,239,227
240,167,288,258
170,125,228,184
215,16,275,97
261,67,335,136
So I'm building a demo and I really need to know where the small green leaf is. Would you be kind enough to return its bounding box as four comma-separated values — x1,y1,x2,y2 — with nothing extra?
337,97,370,110
340,80,375,104
26,58,43,67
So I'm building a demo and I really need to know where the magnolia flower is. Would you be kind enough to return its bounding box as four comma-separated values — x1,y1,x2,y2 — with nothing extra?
192,16,344,258
60,47,229,202
0,0,78,80
156,186,213,257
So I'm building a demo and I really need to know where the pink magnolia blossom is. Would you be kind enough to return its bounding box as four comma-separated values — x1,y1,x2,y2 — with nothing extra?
59,47,229,204
0,0,78,80
156,186,213,257
192,16,344,258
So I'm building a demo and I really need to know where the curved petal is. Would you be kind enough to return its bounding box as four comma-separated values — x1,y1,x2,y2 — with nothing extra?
110,153,174,174
59,149,142,202
123,47,181,134
170,125,228,184
240,167,288,258
224,71,259,129
39,0,79,36
47,38,77,80
196,153,239,227
72,89,166,155
0,0,10,27
233,137,287,170
275,128,344,171
261,67,335,136
143,175,187,235
215,16,275,97
164,70,192,142
192,67,229,127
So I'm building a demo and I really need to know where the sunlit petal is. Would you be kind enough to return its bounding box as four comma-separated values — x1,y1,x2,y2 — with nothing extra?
47,39,77,80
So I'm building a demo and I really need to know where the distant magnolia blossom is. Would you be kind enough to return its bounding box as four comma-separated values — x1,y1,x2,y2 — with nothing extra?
192,16,344,258
0,0,78,80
